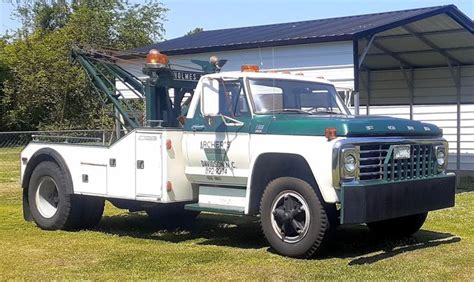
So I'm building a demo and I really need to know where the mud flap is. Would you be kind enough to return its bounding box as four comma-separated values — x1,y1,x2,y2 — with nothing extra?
23,187,33,221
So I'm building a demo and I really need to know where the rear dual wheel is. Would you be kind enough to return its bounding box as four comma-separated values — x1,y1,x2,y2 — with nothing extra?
28,161,104,230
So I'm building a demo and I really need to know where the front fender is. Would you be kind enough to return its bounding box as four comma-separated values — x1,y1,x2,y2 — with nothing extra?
245,134,342,213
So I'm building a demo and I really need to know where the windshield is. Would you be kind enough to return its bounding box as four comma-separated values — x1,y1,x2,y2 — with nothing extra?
248,78,349,115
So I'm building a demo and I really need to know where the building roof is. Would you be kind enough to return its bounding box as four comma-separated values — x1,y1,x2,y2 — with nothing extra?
133,5,473,55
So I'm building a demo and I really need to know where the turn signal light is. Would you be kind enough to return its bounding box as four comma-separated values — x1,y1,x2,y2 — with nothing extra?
166,181,173,192
146,49,169,65
166,139,172,150
241,64,259,72
325,128,337,141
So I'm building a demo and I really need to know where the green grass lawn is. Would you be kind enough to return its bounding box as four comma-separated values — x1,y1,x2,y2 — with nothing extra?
0,149,473,280
0,147,22,183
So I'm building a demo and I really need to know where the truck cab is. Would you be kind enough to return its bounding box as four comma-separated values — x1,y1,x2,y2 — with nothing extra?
20,51,456,258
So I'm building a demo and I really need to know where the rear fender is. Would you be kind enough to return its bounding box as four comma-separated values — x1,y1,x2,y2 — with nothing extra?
21,148,74,221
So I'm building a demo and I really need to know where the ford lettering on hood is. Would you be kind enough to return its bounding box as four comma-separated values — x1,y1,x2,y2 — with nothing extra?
252,114,442,137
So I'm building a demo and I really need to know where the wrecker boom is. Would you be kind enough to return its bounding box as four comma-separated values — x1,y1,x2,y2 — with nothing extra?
71,46,226,131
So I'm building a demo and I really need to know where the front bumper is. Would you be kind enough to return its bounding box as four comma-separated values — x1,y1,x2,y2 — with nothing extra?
340,174,456,224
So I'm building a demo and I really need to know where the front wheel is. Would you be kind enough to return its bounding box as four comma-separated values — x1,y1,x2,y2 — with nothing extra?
260,177,330,258
367,212,428,237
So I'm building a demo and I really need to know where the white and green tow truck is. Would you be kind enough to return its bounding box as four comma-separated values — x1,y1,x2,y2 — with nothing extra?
19,49,456,258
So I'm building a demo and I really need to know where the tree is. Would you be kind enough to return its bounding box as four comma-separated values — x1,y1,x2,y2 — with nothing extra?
0,38,11,130
186,27,203,36
0,0,167,131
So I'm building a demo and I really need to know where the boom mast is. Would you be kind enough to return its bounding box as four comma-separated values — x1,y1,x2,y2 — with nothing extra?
71,46,225,131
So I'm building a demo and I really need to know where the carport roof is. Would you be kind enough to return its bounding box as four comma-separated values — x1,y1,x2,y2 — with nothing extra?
133,5,473,56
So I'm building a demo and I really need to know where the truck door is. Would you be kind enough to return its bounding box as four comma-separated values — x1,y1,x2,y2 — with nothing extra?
183,78,251,186
135,132,163,198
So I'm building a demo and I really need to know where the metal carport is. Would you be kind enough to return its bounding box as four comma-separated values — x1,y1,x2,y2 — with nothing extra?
352,5,474,175
126,4,473,174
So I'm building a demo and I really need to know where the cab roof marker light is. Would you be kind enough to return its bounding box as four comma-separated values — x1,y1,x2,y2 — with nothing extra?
241,64,260,72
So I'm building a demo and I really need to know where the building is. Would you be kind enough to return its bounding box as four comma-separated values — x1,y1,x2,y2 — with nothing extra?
120,5,474,172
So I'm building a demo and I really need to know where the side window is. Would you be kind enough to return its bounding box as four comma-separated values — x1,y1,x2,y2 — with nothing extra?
235,88,250,116
202,78,250,117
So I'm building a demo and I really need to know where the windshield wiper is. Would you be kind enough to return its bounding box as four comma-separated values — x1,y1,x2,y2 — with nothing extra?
313,111,345,115
307,108,345,115
265,109,313,114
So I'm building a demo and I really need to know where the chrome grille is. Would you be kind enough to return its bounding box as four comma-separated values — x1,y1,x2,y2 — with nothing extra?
359,144,390,181
358,143,438,181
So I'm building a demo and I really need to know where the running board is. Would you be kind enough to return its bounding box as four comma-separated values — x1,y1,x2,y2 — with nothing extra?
184,203,245,215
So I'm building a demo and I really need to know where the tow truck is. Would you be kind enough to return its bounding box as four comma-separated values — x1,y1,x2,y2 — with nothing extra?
19,48,456,258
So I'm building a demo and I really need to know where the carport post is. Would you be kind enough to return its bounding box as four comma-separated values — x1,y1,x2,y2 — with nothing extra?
367,70,371,115
409,68,414,120
456,67,461,181
354,92,360,115
449,64,462,182
353,40,360,116
400,65,414,120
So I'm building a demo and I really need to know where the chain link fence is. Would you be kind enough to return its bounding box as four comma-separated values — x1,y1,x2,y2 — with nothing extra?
0,130,117,183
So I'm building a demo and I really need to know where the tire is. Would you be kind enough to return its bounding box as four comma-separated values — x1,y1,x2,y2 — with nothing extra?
146,204,200,226
28,161,82,230
367,212,428,237
260,177,330,258
79,196,105,229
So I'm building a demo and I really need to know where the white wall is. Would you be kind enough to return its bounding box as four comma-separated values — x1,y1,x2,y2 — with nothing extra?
118,42,473,171
358,65,474,105
358,65,474,171
118,41,355,89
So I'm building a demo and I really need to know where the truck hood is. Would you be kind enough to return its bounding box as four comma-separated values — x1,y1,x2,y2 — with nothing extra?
254,114,442,137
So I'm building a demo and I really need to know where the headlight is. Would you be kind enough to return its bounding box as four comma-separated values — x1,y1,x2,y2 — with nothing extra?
340,147,358,181
436,150,445,166
344,154,356,173
435,145,447,172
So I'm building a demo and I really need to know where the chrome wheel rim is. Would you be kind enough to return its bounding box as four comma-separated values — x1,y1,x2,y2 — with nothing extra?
35,176,59,219
270,191,310,243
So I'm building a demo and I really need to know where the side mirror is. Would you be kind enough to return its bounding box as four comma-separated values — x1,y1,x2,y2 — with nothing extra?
201,78,219,116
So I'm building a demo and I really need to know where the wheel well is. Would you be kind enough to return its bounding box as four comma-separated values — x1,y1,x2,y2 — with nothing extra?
21,148,74,221
22,148,73,194
248,153,324,215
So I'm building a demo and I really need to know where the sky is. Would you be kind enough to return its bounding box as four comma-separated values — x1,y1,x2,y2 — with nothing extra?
0,0,473,39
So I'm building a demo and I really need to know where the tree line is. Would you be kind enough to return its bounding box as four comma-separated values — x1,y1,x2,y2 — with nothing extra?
0,0,168,131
